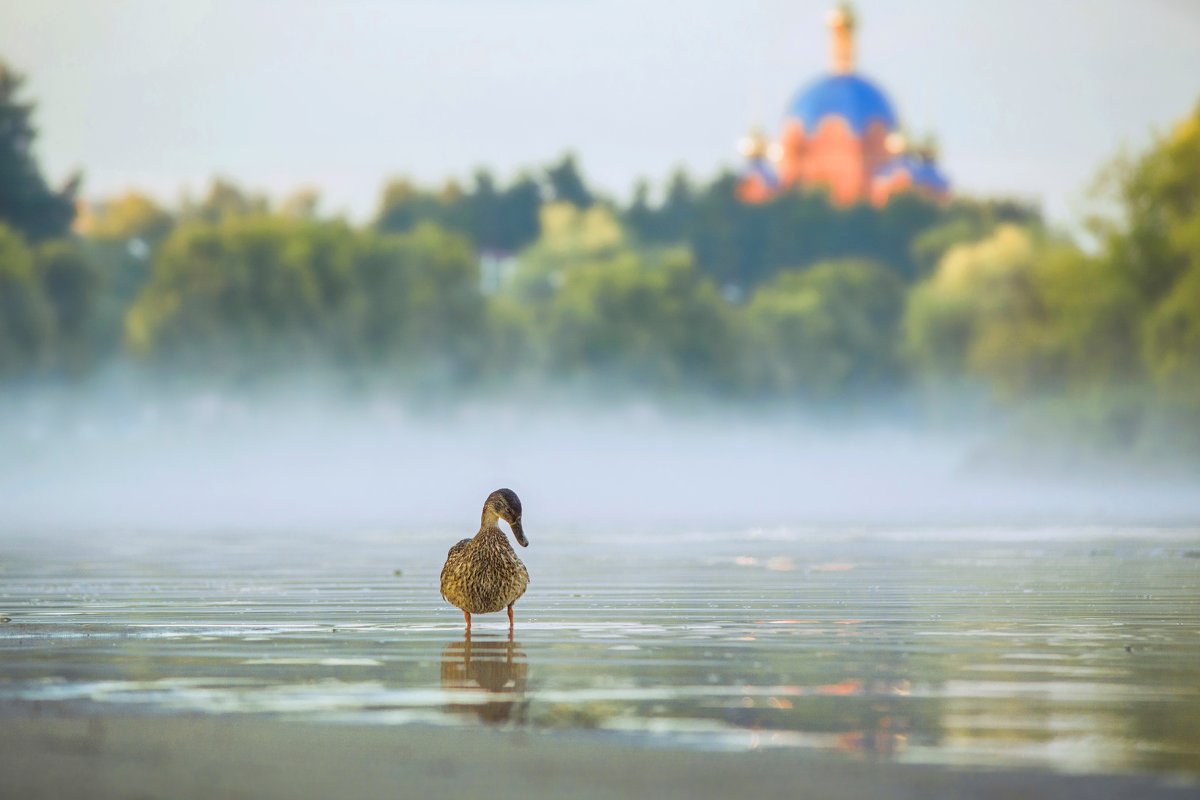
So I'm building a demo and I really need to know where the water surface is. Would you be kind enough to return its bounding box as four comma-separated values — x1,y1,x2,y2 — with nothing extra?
2,526,1198,777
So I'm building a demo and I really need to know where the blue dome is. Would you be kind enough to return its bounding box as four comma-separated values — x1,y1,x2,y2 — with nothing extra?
787,73,898,135
875,154,950,193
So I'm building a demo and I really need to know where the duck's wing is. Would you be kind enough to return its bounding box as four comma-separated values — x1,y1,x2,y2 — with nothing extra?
439,538,474,603
440,538,472,583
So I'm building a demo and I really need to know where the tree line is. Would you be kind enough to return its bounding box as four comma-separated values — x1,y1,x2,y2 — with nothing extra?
0,59,1197,461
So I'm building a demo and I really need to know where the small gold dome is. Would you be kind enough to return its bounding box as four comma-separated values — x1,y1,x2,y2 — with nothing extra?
738,127,770,159
826,2,857,31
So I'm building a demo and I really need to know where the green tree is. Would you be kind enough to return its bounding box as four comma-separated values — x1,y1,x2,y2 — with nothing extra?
633,172,953,291
126,212,488,380
0,223,52,373
542,251,734,391
352,222,485,375
1095,100,1200,410
624,179,654,240
909,197,1041,277
375,178,442,236
742,258,906,399
689,172,756,290
181,178,270,225
125,215,342,369
492,173,542,252
35,240,104,371
544,153,593,208
904,224,1141,399
460,168,542,253
508,202,628,300
86,191,174,244
0,62,76,240
627,167,699,246
280,187,322,221
76,191,176,358
905,225,1037,383
376,171,541,254
1143,260,1200,404
1139,258,1200,457
1095,101,1200,306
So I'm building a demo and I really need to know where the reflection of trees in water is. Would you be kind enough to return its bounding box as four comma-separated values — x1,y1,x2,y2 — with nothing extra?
440,636,528,725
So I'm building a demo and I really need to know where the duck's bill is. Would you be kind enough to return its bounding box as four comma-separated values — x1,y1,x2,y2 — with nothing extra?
511,520,528,547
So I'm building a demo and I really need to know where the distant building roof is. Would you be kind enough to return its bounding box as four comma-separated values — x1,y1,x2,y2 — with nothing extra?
786,73,898,135
875,153,950,193
740,157,780,189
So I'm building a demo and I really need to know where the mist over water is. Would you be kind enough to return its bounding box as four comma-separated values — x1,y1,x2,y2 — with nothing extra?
3,380,1197,535
4,380,1200,777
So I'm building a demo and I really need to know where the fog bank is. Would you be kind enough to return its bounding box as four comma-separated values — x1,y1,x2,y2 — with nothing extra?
2,386,1198,535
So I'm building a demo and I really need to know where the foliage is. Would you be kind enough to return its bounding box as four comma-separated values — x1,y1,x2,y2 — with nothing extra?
744,259,905,400
904,225,1141,398
909,197,1041,277
0,62,76,240
544,154,593,208
0,64,1197,463
627,174,950,289
125,215,331,366
1096,101,1200,410
376,169,541,254
1095,101,1200,306
86,191,175,244
540,251,735,391
34,239,104,371
1142,259,1200,404
352,222,485,375
181,178,270,225
508,202,628,300
124,212,484,381
494,203,734,391
0,223,52,374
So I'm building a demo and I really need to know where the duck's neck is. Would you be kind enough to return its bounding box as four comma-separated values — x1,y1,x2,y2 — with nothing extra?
480,508,501,531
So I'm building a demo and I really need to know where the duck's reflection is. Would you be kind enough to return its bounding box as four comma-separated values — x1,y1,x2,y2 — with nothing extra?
440,635,528,725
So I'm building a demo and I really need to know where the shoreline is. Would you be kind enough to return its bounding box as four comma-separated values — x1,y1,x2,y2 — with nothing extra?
2,714,1195,800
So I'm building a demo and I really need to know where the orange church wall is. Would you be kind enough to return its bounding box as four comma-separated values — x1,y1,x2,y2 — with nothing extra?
860,122,892,185
777,122,808,187
777,117,893,206
737,175,775,204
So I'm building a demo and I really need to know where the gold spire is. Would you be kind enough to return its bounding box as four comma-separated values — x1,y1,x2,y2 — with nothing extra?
826,2,857,75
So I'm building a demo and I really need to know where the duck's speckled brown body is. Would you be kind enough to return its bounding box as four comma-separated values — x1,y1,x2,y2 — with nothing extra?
440,489,529,632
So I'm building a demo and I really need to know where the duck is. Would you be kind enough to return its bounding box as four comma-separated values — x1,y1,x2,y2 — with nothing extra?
440,488,529,634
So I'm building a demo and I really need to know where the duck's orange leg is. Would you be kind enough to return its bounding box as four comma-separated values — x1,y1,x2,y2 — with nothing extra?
463,610,472,635
506,604,514,631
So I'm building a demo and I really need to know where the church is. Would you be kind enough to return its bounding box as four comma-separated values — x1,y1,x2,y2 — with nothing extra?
737,3,949,207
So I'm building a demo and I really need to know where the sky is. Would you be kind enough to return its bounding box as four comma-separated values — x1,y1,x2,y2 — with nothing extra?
2,0,1199,225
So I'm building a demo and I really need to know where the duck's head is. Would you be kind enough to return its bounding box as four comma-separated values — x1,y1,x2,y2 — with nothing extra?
483,488,527,547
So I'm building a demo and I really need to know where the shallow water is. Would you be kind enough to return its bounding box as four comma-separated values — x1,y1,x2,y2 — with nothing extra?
2,526,1199,777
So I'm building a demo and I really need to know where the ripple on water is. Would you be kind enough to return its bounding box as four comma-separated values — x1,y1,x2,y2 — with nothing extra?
1,528,1198,777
